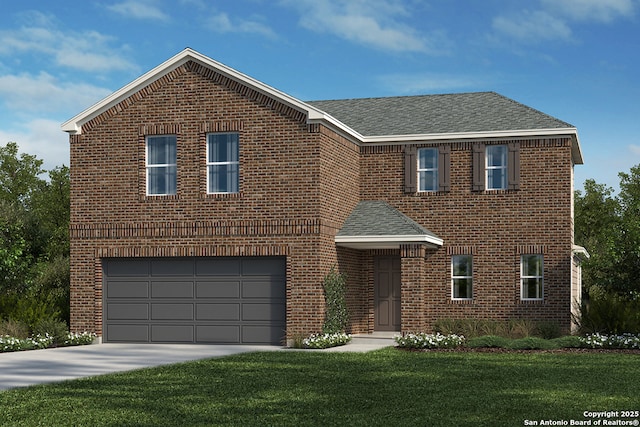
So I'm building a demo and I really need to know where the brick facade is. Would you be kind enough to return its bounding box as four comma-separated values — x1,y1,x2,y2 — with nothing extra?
67,52,580,341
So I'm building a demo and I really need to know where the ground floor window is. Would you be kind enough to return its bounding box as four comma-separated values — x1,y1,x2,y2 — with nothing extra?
452,255,473,300
521,254,543,300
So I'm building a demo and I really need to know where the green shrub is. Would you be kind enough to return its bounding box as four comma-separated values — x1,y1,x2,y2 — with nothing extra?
394,333,465,349
0,290,60,331
322,267,348,334
32,318,68,346
577,288,640,334
466,335,511,348
302,332,351,349
0,318,30,339
551,335,583,348
535,321,562,339
507,337,557,350
63,331,96,346
434,318,556,339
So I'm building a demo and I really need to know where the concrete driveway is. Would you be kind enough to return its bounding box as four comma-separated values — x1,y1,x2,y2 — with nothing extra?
0,343,282,391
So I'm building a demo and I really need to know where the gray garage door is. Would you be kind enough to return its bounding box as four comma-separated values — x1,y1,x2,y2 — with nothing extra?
103,257,286,344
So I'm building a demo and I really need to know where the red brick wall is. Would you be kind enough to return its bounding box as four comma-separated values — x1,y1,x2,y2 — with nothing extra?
69,62,360,337
360,139,575,333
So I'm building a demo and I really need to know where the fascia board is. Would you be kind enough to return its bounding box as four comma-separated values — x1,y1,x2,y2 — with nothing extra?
335,234,444,247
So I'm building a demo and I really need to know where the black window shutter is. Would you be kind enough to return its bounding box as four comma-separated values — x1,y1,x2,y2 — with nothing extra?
404,145,417,193
472,143,485,191
508,142,520,190
438,145,451,192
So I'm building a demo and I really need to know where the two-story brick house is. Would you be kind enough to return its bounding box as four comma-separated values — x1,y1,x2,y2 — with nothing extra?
62,48,586,345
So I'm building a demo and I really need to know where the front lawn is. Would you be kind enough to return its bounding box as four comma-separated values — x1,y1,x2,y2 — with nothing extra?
1,348,638,426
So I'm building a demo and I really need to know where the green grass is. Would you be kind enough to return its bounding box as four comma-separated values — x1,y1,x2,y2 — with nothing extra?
1,348,638,426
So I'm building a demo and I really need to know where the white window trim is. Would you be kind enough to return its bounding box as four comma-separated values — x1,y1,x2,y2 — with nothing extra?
206,133,239,194
451,255,473,300
417,147,438,192
485,145,507,190
520,254,544,301
146,135,177,196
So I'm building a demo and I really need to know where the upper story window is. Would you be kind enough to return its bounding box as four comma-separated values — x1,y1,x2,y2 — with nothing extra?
486,145,507,190
207,133,239,194
146,135,177,195
452,255,473,300
418,148,438,192
521,254,543,300
472,142,520,191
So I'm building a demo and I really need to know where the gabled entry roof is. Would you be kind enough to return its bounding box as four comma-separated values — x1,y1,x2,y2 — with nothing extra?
335,201,443,249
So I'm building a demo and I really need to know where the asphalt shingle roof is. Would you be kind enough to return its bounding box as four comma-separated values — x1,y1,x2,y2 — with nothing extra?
337,201,440,239
307,91,573,137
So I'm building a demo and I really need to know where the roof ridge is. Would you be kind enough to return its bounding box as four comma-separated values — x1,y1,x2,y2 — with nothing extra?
307,91,495,103
491,92,574,128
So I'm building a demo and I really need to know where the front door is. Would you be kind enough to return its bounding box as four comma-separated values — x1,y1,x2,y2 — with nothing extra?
374,256,401,331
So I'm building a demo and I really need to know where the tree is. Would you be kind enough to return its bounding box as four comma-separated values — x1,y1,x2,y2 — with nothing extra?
0,142,44,210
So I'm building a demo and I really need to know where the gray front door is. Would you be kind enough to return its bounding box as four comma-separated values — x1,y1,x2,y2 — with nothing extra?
374,256,401,331
103,257,286,344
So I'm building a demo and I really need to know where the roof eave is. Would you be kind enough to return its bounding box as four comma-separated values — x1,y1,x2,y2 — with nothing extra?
335,234,444,250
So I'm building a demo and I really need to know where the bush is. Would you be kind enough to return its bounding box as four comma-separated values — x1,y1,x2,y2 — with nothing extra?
551,335,583,348
32,318,68,346
0,290,60,331
322,268,348,334
466,335,511,348
0,318,30,339
577,288,640,334
394,333,465,349
302,332,351,349
434,318,558,339
63,331,96,346
579,333,640,349
507,337,557,350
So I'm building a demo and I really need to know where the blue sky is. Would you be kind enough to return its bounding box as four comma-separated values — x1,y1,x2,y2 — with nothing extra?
0,0,638,192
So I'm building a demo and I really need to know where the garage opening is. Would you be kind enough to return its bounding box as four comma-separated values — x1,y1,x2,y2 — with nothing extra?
103,257,286,344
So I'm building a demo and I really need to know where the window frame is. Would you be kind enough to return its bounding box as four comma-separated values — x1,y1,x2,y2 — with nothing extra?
451,254,473,300
520,254,544,301
417,147,439,192
206,132,239,194
145,135,177,196
485,144,508,190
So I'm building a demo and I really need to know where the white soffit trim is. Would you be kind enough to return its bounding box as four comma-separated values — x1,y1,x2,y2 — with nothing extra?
572,245,590,259
335,234,444,249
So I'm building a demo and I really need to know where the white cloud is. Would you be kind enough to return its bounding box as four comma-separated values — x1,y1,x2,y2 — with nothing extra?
0,11,136,73
628,144,640,156
207,12,277,39
377,73,482,94
541,0,635,23
0,72,112,114
106,0,170,21
280,0,447,54
0,119,70,170
492,10,572,43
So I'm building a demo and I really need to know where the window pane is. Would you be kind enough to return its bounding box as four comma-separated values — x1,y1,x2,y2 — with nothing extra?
418,148,437,169
453,278,472,299
148,166,176,195
148,136,176,165
487,168,507,190
453,255,471,277
523,278,541,299
523,255,542,276
419,170,437,192
208,133,238,162
209,164,239,193
486,145,507,167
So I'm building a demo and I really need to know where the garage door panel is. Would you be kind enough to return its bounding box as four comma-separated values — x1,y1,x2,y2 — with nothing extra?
107,325,149,342
104,257,285,344
152,303,194,320
196,258,242,276
196,325,240,343
151,325,194,342
242,280,286,299
242,258,285,276
242,303,286,321
107,303,149,320
151,281,194,298
242,326,284,344
196,303,240,321
106,260,149,277
196,281,240,298
151,259,194,276
107,281,149,298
